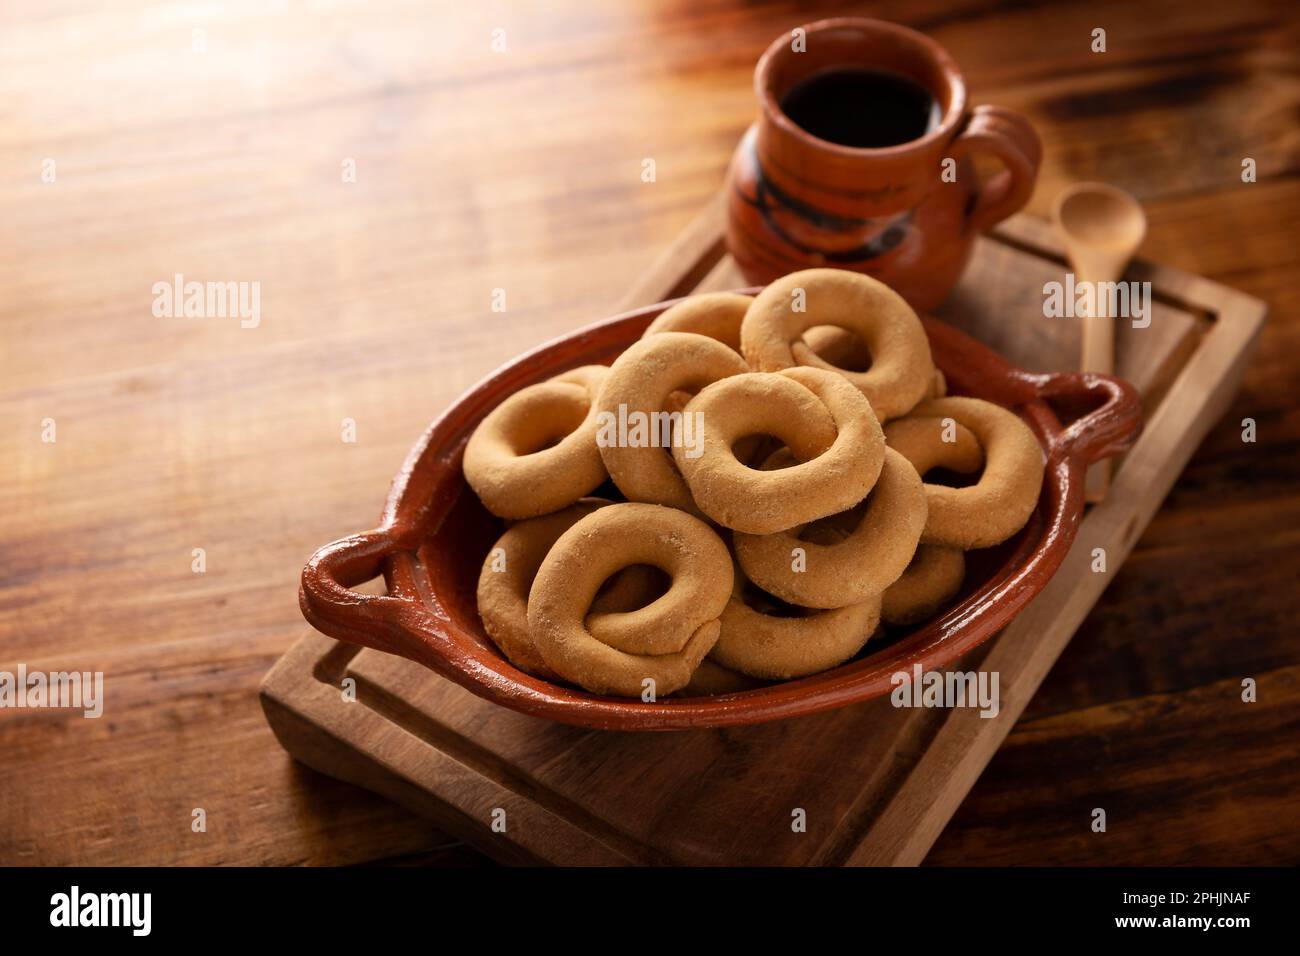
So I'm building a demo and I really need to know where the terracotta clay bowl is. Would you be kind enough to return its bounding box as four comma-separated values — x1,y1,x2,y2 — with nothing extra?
300,295,1141,731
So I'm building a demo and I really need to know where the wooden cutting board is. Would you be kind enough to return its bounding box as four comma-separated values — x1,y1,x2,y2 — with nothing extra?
261,200,1264,866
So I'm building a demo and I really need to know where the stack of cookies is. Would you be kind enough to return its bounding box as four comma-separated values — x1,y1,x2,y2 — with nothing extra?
464,268,1044,698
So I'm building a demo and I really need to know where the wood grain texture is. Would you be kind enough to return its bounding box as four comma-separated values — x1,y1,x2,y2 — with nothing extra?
261,213,1262,866
2,0,1297,865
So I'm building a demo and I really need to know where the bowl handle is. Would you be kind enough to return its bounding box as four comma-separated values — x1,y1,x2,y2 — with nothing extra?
299,529,420,655
1032,371,1142,465
919,319,1142,463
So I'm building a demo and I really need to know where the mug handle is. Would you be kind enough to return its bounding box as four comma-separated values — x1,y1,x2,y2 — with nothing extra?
950,105,1043,233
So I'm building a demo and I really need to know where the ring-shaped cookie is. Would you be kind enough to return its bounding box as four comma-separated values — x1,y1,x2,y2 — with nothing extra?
595,332,749,514
463,365,608,519
881,545,966,627
711,566,882,680
733,447,927,609
643,292,753,353
477,499,608,679
884,414,983,477
740,268,935,421
674,366,884,534
478,502,682,682
886,413,984,548
527,503,733,697
887,397,1044,549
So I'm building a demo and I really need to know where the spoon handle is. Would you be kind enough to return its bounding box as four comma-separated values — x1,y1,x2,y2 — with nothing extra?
1078,281,1115,502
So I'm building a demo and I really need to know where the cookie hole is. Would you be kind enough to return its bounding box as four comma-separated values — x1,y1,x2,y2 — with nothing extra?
590,564,671,615
741,580,812,618
511,405,588,455
731,433,786,468
527,433,565,453
804,325,873,373
922,465,982,489
798,499,867,542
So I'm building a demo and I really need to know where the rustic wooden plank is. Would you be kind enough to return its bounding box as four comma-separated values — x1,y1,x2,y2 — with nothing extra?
261,633,635,866
339,643,944,866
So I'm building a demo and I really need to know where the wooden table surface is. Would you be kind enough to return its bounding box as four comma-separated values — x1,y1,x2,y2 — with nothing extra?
2,0,1297,866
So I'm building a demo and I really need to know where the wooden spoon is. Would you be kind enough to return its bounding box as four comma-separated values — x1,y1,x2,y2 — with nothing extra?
1051,182,1146,503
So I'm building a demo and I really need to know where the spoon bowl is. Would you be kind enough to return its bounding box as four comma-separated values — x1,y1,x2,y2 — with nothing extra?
1053,182,1147,283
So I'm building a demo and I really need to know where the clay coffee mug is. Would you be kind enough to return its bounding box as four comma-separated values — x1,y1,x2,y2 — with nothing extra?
725,17,1041,311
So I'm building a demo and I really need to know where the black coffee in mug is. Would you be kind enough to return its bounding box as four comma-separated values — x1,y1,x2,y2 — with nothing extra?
780,68,940,148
